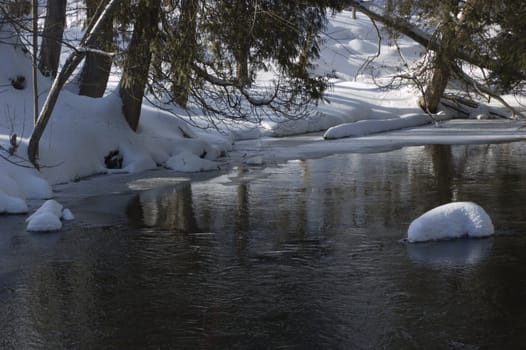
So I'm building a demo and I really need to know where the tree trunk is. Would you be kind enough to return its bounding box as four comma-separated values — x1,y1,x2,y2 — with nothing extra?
171,0,198,107
78,0,114,97
298,24,313,76
420,53,451,113
38,0,66,77
234,43,250,87
31,0,38,124
7,0,31,17
119,0,160,131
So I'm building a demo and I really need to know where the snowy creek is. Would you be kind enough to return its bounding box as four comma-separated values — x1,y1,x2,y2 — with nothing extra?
2,143,526,349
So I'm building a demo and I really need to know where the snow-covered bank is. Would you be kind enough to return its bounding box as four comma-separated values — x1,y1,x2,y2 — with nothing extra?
231,119,526,166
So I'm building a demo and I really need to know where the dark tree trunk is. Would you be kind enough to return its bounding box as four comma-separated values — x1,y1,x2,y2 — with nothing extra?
8,0,31,17
38,0,66,77
78,0,114,97
298,25,313,75
420,14,456,114
420,53,451,113
171,0,198,107
234,43,250,87
119,0,160,131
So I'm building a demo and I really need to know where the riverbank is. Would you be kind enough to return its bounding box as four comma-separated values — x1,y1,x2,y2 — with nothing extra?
18,118,523,230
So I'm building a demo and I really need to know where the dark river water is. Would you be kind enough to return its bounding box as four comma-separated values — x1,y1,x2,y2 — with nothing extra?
2,143,526,349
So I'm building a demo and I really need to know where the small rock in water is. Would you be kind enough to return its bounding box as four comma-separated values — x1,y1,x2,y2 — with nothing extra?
26,212,62,232
407,202,494,243
62,208,75,221
26,199,72,232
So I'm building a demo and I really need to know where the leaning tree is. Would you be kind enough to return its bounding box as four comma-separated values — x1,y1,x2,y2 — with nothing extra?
348,0,526,117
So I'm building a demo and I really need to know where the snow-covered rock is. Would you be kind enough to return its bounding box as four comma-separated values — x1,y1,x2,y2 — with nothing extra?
62,208,75,221
165,151,219,172
26,212,63,232
26,199,74,232
407,202,494,243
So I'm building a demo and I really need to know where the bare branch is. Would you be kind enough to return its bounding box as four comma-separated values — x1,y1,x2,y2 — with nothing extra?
355,18,382,80
452,64,526,119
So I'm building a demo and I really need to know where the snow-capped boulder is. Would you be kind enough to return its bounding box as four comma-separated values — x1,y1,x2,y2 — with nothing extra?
407,202,494,243
26,212,63,232
26,199,74,232
62,208,75,221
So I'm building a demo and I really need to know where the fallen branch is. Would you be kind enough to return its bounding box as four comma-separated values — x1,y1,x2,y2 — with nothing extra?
452,64,525,119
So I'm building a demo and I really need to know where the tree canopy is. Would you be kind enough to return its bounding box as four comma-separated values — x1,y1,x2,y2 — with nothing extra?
1,0,526,169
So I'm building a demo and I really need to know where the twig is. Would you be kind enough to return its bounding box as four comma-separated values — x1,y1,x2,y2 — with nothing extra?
355,18,382,80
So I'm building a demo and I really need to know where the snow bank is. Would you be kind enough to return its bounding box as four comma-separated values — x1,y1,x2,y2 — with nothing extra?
407,202,494,243
323,113,451,140
0,192,28,214
0,163,52,214
26,199,74,232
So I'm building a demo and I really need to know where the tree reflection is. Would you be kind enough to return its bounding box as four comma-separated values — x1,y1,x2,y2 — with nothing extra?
427,144,454,204
126,182,199,232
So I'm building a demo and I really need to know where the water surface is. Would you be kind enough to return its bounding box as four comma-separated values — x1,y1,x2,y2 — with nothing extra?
2,143,526,349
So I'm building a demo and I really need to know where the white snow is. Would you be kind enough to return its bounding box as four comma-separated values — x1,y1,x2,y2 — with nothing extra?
323,112,451,139
0,9,524,232
26,199,74,232
0,192,28,214
407,202,495,243
165,150,220,172
62,208,75,221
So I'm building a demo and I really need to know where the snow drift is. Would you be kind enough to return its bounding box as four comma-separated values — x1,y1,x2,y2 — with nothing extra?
323,113,451,139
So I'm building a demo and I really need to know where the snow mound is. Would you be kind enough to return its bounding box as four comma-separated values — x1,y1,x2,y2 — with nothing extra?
26,199,74,232
323,113,450,140
165,151,219,172
0,192,28,214
407,202,494,243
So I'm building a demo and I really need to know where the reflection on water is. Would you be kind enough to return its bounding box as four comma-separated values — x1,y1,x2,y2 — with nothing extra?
126,181,199,231
406,238,494,266
2,143,526,349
